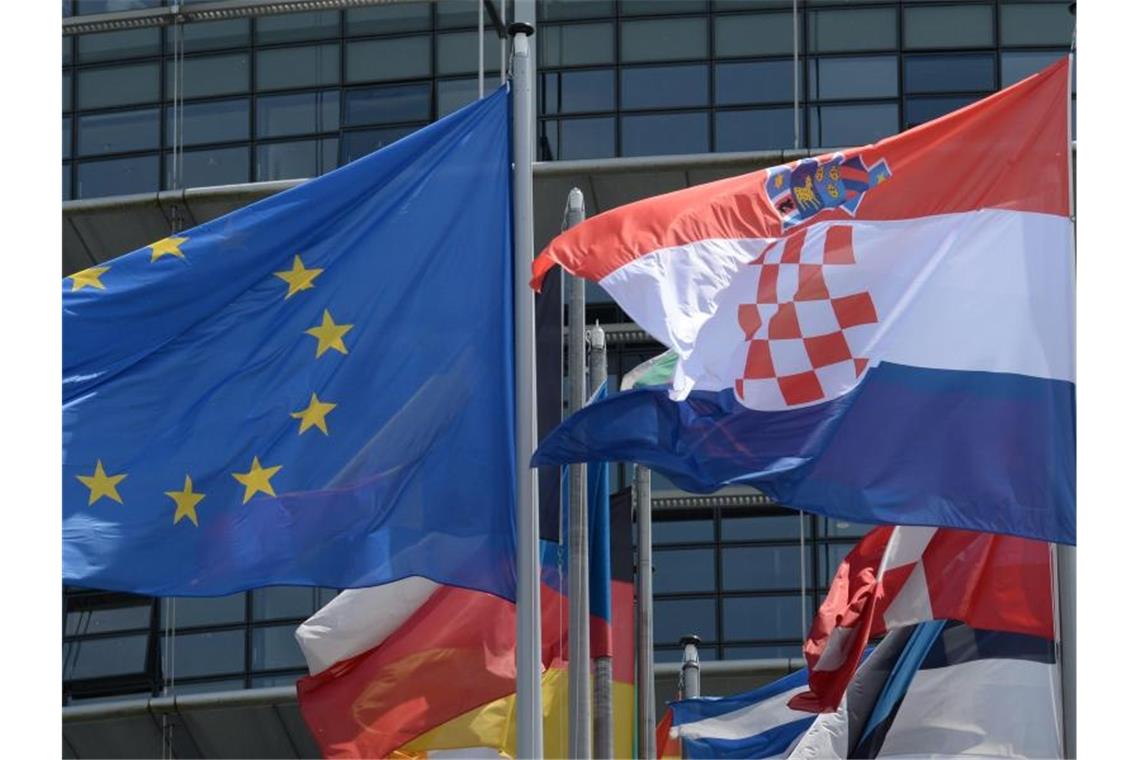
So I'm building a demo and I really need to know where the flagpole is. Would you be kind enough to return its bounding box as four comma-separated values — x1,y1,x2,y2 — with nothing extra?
565,187,593,758
509,22,542,760
635,464,656,759
589,322,614,760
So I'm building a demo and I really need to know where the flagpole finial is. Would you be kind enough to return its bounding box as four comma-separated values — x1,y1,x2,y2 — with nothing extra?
507,22,535,36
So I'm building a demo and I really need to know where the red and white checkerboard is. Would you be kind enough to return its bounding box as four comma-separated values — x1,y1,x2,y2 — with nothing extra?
735,224,878,407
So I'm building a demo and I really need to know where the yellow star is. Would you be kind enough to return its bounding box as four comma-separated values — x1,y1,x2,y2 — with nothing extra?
76,460,127,506
166,475,205,527
274,255,324,299
69,265,110,292
149,236,189,262
774,173,785,189
291,393,337,435
305,309,354,358
232,456,283,505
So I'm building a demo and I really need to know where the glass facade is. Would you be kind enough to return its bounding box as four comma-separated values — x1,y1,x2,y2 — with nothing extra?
61,0,1075,704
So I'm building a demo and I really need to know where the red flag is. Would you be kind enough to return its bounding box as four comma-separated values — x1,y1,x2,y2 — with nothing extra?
788,525,1054,712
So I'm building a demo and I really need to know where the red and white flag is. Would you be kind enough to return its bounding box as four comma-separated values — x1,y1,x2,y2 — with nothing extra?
788,525,1054,712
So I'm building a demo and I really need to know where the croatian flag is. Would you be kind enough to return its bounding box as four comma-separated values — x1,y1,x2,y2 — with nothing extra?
531,59,1074,544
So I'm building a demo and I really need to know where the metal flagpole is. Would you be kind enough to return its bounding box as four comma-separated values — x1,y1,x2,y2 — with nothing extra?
478,0,484,98
564,188,593,758
635,464,656,759
509,21,542,760
680,635,701,699
588,322,613,759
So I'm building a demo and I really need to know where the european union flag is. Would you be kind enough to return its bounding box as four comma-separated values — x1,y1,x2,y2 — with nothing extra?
64,88,515,599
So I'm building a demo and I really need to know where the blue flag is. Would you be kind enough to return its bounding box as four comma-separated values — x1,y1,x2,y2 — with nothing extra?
64,87,515,599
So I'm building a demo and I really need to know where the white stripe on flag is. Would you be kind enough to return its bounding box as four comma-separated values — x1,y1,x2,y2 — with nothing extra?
882,561,934,630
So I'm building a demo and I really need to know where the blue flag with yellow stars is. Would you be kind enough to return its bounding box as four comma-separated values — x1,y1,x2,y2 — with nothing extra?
64,87,515,599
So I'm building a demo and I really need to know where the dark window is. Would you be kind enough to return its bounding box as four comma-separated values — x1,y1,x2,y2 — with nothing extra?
256,90,339,138
903,5,993,50
78,108,160,156
77,28,161,63
168,54,250,99
544,69,616,114
722,545,803,591
621,17,708,63
251,625,309,670
77,63,160,110
808,103,897,148
63,116,72,160
170,146,250,189
63,70,72,112
622,64,708,110
251,587,324,621
438,77,499,117
819,541,860,585
559,117,617,159
76,154,159,198
722,644,804,660
63,635,150,681
164,630,246,678
436,0,481,29
904,95,978,129
808,56,898,100
1000,3,1074,47
621,0,706,15
541,23,616,67
170,678,246,695
65,605,150,637
808,7,897,53
255,11,340,44
436,30,501,76
715,60,794,105
64,164,72,200
161,593,246,628
905,54,995,94
166,98,250,146
541,0,615,21
341,127,418,163
343,83,432,126
622,112,709,156
64,34,74,65
346,3,432,36
655,548,716,593
168,19,250,53
722,595,805,641
256,44,340,91
653,518,714,544
76,0,161,14
346,37,432,83
715,108,795,152
1002,50,1067,88
654,597,717,646
823,518,874,539
721,514,802,541
714,12,794,57
256,138,338,181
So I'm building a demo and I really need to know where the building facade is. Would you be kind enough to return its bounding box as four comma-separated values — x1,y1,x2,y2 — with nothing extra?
62,0,1074,714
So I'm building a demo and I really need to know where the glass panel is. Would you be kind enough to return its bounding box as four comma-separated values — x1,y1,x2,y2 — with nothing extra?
823,517,874,538
721,513,803,541
166,98,249,146
77,63,160,109
904,5,993,50
168,54,250,99
257,90,339,138
808,8,897,53
622,112,709,156
436,0,479,28
161,593,246,627
256,11,340,44
437,30,500,76
1000,3,1074,46
715,12,794,57
904,95,977,128
905,54,995,94
722,595,806,640
556,117,616,160
653,597,716,645
65,604,150,636
256,44,339,91
251,673,307,687
621,17,708,63
76,0,161,14
722,644,804,659
1001,50,1067,88
165,629,245,678
542,0,615,21
715,60,794,105
809,102,897,147
716,108,795,151
541,23,615,67
167,19,250,53
251,624,308,670
251,587,320,621
76,154,159,198
63,70,72,112
346,36,431,83
63,34,74,65
63,0,73,17
819,541,859,584
170,678,246,695
344,83,432,126
808,56,898,100
63,635,149,680
722,545,803,591
78,108,160,156
540,120,558,160
654,548,716,593
621,0,706,14
341,126,419,164
256,138,337,181
63,116,72,160
622,64,707,109
437,77,499,117
346,2,432,35
64,163,72,200
652,518,714,543
170,145,250,189
77,28,161,62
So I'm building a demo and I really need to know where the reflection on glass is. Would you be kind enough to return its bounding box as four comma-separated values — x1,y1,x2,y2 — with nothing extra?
560,117,616,160
78,108,160,156
63,635,149,680
655,548,716,593
905,54,995,94
256,45,339,91
344,83,432,126
654,597,716,645
65,604,150,636
905,95,978,129
808,7,897,53
545,69,616,114
541,0,614,21
256,90,339,138
542,23,615,67
715,12,794,58
808,56,898,100
77,63,159,110
251,625,308,670
904,5,993,50
256,138,337,181
436,30,500,76
722,595,805,640
76,154,159,198
716,60,794,105
722,545,802,591
168,19,251,53
251,587,320,621
622,112,709,156
77,28,160,63
346,3,432,36
165,629,245,678
166,98,249,146
622,65,708,110
346,37,431,83
809,103,897,148
160,593,246,627
721,513,802,541
1000,4,1074,47
1001,50,1068,88
621,17,708,63
170,146,250,189
653,518,714,543
255,11,340,44
168,54,250,99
